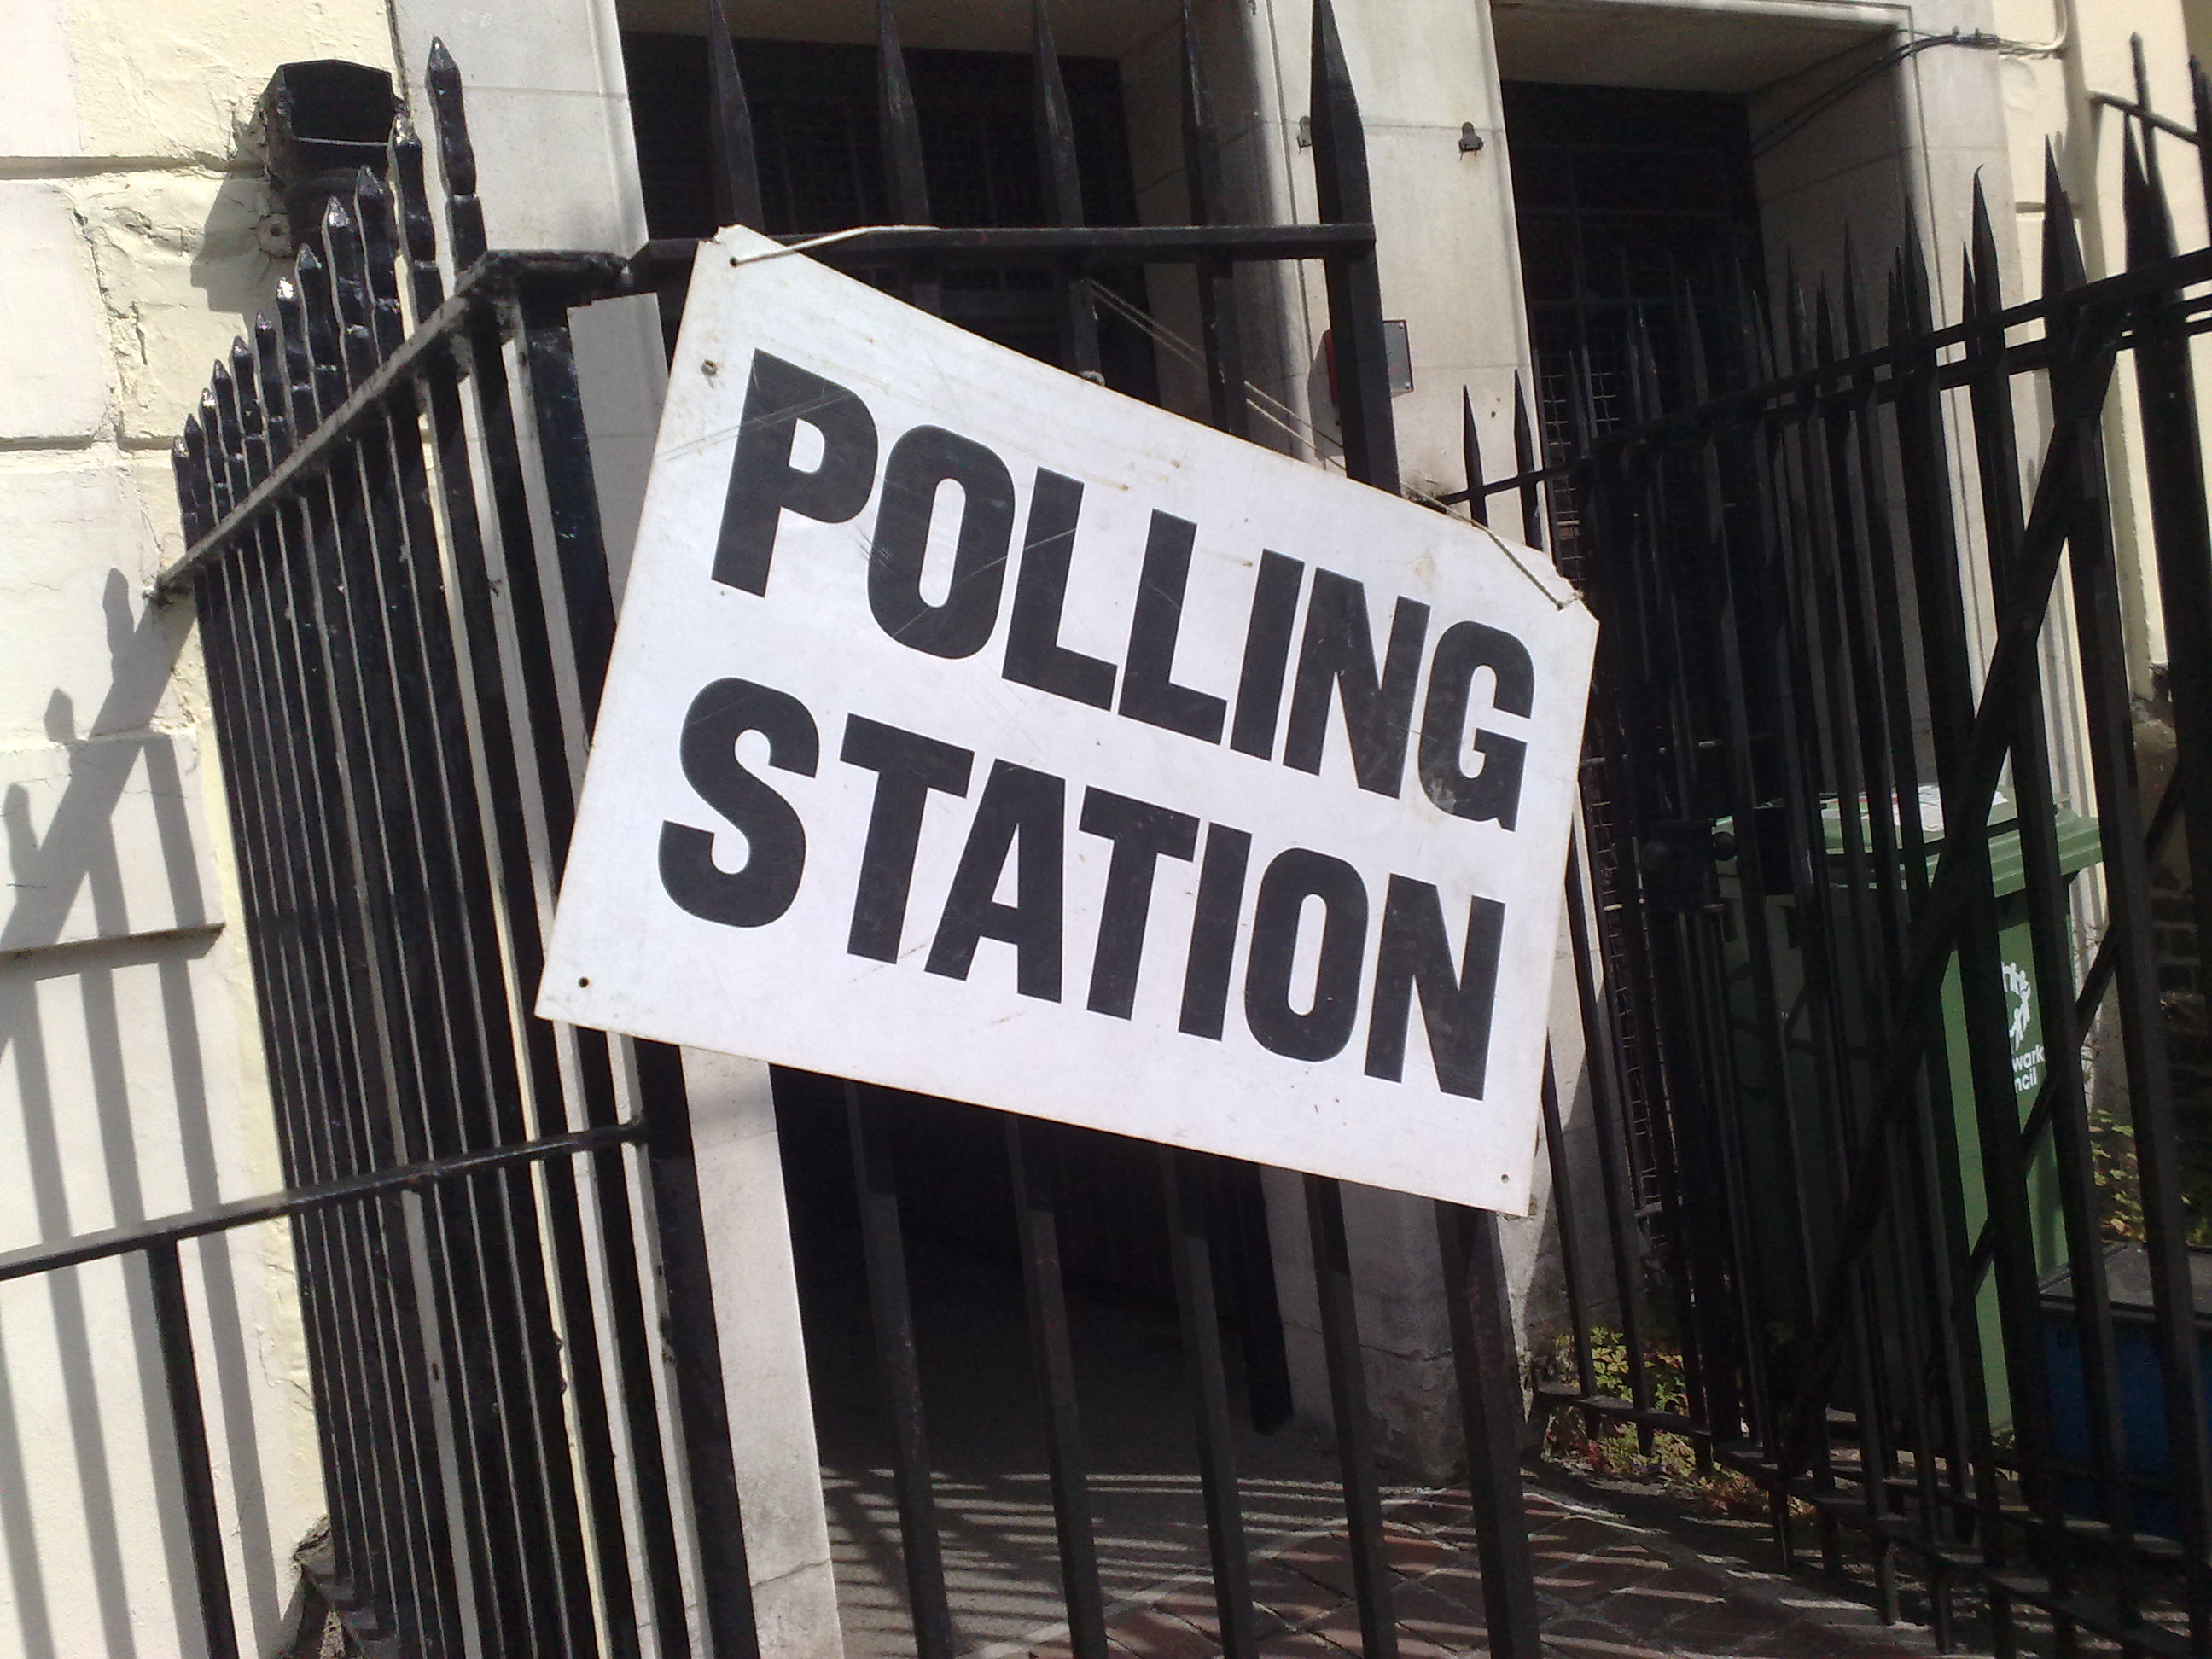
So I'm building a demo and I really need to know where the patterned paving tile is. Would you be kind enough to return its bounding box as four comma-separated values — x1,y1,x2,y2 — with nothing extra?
1074,1479,1951,1659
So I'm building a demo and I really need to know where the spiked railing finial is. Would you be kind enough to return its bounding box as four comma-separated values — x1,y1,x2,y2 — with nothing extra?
1969,171,2004,319
1033,0,1082,225
250,313,291,465
292,241,346,422
1307,0,1367,227
1179,0,1223,224
1833,228,1862,358
2192,58,2212,232
273,277,317,438
426,38,488,266
707,0,765,230
389,112,445,316
173,429,210,546
876,0,930,223
2121,119,2174,268
1031,0,1098,376
1306,0,1397,491
2040,143,2087,296
1511,375,1543,551
1462,389,1486,527
352,168,407,359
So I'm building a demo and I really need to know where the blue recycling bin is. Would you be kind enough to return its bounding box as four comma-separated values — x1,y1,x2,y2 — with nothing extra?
2042,1243,2212,1537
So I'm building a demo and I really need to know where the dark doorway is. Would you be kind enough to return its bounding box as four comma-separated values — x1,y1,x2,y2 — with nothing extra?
1501,80,1769,1343
614,28,1288,1454
1503,80,1761,571
620,32,1160,397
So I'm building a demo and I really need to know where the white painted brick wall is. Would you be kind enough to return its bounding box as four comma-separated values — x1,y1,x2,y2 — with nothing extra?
0,186,112,444
1,3,391,1654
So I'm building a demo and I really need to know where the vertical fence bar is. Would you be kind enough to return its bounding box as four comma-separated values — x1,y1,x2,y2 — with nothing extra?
1463,390,1487,525
145,1241,242,1659
508,267,748,1656
1308,0,1396,492
527,291,726,1654
200,417,396,1628
635,1042,762,1658
1181,4,1248,439
358,151,562,1655
706,0,765,232
1304,1176,1396,1659
1161,1145,1260,1659
1561,835,1655,1437
2040,154,2154,1631
1809,285,1907,1594
1680,283,1812,1469
1884,237,1990,1611
1033,0,1102,381
393,113,589,1654
1513,377,1544,551
2117,120,2212,1648
239,253,445,1639
184,366,380,1605
422,66,648,1648
1006,1120,1109,1659
335,199,492,1649
847,1082,955,1659
1841,255,1972,1630
1439,1204,1542,1659
876,0,940,316
1538,1051,1599,1433
1959,194,2069,1598
348,172,554,1655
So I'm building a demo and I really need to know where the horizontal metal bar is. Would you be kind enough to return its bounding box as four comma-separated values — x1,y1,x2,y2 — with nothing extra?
150,248,627,603
2091,90,2202,148
161,223,1365,600
625,222,1375,288
1709,1435,2202,1636
0,1121,642,1284
1531,1385,1702,1440
1465,246,2212,502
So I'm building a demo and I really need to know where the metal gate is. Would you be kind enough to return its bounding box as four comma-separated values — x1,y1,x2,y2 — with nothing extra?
1465,60,2212,1659
42,3,1557,1654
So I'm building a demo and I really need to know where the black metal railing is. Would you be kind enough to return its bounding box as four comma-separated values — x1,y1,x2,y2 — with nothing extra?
20,3,1563,1655
1464,55,2212,1659
154,48,758,1658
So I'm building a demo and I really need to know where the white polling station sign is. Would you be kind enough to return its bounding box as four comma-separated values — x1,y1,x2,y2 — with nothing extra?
538,225,1597,1213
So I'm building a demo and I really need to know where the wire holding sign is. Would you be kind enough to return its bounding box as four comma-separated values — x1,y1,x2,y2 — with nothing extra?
538,225,1595,1214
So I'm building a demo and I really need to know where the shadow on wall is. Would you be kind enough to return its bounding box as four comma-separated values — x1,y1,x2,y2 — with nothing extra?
0,572,301,1656
188,171,294,319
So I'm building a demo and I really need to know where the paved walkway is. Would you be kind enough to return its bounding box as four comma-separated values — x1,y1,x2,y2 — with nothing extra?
1070,1481,1940,1659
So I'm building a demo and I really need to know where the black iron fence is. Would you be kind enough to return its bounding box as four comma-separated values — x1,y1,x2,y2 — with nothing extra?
153,55,760,1659
9,3,1563,1655
1464,55,2212,1659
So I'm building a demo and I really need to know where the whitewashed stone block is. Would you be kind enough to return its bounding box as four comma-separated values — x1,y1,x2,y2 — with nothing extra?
71,172,282,444
61,0,392,164
0,183,110,443
0,0,84,157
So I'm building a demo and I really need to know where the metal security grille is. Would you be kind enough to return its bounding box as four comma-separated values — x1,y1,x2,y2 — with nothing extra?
623,32,1159,394
67,3,1553,1656
1500,84,1768,1260
1464,68,2212,1659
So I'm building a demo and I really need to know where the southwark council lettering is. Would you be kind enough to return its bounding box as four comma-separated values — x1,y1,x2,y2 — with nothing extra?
649,351,1536,1100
